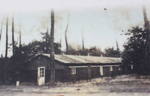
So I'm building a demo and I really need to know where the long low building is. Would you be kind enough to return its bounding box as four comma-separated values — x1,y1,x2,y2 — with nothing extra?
25,54,122,86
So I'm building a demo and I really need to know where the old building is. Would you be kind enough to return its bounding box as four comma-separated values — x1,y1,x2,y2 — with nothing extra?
25,54,121,86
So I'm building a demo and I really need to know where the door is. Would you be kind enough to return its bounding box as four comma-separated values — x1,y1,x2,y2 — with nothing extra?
37,67,45,86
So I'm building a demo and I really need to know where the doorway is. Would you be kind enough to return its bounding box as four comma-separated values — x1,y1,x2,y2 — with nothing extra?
37,67,45,86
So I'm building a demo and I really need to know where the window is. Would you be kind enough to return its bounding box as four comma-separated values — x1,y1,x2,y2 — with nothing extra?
40,67,45,77
71,68,76,75
131,65,134,70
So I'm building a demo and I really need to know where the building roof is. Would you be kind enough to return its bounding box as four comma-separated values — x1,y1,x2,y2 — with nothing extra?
41,54,121,64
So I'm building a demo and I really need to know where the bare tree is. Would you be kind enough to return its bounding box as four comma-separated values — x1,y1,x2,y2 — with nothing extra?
65,15,70,54
2,17,9,84
65,22,69,54
0,21,3,42
50,9,55,85
46,27,49,53
19,27,22,48
12,17,15,56
81,31,85,51
5,17,8,58
116,41,119,51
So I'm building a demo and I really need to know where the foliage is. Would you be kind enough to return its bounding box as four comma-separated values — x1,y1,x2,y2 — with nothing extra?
41,32,51,53
21,41,61,56
66,45,104,56
104,47,121,57
122,26,146,74
88,46,103,56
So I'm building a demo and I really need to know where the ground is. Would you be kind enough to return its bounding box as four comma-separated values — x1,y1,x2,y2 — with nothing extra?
1,75,150,96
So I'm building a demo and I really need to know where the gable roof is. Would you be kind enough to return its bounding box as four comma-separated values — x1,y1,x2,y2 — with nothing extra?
41,54,121,64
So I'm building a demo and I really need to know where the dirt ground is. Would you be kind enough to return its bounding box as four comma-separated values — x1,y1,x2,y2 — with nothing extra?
1,75,150,96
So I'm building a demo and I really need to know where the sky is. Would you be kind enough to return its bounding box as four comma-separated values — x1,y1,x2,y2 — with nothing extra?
0,0,149,56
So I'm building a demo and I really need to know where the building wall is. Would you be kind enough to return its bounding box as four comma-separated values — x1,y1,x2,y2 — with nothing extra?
91,67,100,78
0,59,4,84
27,56,121,84
103,66,111,76
28,55,66,70
26,56,68,83
76,67,89,80
67,65,121,82
55,69,70,82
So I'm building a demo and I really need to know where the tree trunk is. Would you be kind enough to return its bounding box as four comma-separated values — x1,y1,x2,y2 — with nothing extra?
81,31,85,55
4,17,9,84
116,41,119,51
46,28,49,53
49,9,55,85
65,23,69,54
0,21,3,42
12,17,15,56
5,17,8,58
19,28,22,48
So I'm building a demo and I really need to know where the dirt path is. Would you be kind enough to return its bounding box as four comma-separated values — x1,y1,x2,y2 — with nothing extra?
1,75,150,96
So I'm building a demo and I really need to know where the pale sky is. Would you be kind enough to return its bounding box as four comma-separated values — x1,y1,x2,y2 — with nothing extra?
0,0,149,56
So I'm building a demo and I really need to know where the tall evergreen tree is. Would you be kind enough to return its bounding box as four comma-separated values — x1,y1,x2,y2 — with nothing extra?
122,7,149,74
143,7,150,72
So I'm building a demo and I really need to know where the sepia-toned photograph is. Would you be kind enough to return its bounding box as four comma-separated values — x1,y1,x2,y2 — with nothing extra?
0,0,150,96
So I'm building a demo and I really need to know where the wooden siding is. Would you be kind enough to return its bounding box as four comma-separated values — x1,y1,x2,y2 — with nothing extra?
91,67,100,78
66,65,121,82
28,55,66,70
26,55,121,83
0,60,4,83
